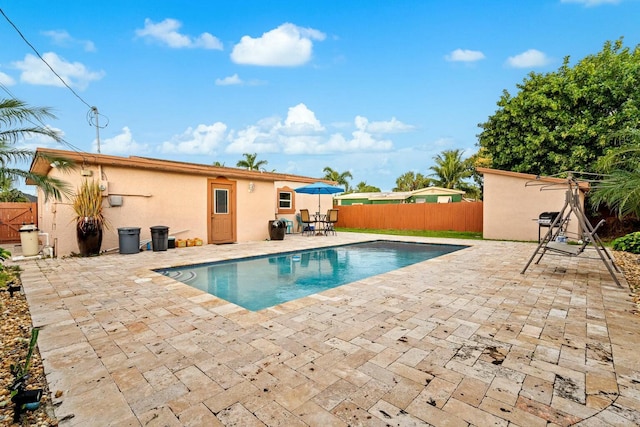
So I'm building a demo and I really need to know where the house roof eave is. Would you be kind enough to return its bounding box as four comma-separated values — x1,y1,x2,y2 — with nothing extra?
28,148,332,185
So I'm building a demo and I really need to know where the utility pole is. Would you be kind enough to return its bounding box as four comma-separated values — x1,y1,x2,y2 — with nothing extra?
91,106,101,153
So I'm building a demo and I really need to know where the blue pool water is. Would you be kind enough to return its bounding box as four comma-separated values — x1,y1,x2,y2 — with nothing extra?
156,240,467,311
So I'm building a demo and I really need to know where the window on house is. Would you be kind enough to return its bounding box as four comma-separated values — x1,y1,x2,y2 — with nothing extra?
277,187,295,214
279,191,292,209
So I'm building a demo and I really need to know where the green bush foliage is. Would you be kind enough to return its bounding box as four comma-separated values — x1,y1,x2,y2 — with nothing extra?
612,231,640,254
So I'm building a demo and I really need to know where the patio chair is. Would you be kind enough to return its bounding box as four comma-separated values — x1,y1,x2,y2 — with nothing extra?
299,209,314,236
324,209,338,235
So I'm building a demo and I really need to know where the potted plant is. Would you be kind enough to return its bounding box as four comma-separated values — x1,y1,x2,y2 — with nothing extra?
72,179,106,256
268,219,287,240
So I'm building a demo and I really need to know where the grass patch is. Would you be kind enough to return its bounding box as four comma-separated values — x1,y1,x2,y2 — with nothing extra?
336,228,483,240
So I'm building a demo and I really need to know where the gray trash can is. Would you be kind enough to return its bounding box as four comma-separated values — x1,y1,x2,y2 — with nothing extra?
118,227,140,254
150,226,169,251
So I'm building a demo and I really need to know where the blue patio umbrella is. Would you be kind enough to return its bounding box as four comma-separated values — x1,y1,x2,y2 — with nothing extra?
294,182,344,214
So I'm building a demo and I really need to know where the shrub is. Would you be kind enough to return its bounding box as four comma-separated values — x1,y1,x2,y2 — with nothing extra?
612,231,640,254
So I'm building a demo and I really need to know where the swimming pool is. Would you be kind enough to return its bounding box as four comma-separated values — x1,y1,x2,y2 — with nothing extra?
156,240,467,311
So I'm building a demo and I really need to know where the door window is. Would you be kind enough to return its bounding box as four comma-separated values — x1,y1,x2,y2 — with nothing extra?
214,189,229,214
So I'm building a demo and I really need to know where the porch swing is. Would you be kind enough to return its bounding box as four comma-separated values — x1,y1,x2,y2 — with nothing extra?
521,172,623,287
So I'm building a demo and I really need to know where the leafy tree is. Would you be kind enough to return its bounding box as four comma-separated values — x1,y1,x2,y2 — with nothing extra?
353,181,381,193
466,147,491,199
0,172,28,202
590,130,640,218
0,98,74,201
393,171,432,191
212,161,225,167
478,38,640,176
322,167,352,191
236,153,267,171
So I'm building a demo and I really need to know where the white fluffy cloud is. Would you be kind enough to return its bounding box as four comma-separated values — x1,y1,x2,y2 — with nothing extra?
42,30,96,52
445,49,485,62
215,74,243,86
13,52,104,89
18,125,64,150
506,49,550,68
97,127,149,155
160,122,227,154
225,103,399,155
356,116,414,134
136,18,223,50
0,71,15,86
231,23,325,66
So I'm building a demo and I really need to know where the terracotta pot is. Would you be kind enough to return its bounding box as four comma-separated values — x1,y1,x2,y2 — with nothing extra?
76,220,103,256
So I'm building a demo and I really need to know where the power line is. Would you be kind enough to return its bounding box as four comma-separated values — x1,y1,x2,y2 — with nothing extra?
0,7,93,110
0,81,90,155
0,7,108,154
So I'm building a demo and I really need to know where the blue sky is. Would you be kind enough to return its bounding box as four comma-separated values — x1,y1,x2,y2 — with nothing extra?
1,0,639,192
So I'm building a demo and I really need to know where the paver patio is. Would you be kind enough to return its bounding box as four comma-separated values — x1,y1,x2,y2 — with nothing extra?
15,232,640,426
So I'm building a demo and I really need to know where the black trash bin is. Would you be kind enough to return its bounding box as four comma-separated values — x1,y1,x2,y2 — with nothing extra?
150,226,169,251
268,220,286,241
118,227,141,254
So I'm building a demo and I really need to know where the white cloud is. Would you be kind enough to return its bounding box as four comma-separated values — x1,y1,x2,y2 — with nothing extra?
506,49,550,68
281,103,325,134
560,0,620,6
445,49,485,62
13,52,104,89
135,18,223,50
18,125,64,150
225,104,397,155
225,123,282,154
231,23,326,66
215,74,243,86
0,71,15,86
97,127,149,155
42,30,96,52
357,116,414,134
160,122,227,154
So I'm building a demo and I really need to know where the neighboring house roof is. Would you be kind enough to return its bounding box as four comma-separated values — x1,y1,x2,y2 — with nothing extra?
476,167,590,191
412,187,465,196
334,186,465,201
28,148,334,185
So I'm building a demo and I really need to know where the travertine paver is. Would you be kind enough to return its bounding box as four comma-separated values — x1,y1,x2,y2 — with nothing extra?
13,232,640,426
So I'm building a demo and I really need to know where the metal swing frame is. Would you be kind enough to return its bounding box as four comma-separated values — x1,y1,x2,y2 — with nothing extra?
521,174,623,287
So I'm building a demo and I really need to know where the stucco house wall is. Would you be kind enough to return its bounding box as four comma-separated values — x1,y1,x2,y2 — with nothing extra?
478,167,587,241
30,149,333,257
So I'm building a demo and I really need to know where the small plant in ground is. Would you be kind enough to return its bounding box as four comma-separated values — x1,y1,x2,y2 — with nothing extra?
10,328,40,385
612,231,640,254
0,247,11,270
9,328,43,422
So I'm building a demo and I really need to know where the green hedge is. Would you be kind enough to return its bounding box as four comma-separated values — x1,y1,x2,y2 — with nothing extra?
612,231,640,254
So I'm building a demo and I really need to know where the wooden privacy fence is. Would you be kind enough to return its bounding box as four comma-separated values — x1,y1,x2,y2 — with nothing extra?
335,201,483,232
0,202,38,243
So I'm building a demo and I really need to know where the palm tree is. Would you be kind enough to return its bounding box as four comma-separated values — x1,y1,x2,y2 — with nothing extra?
0,171,28,202
322,167,352,191
591,130,640,218
393,171,432,191
429,149,473,189
354,181,381,193
0,98,74,201
236,153,268,171
212,161,225,167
